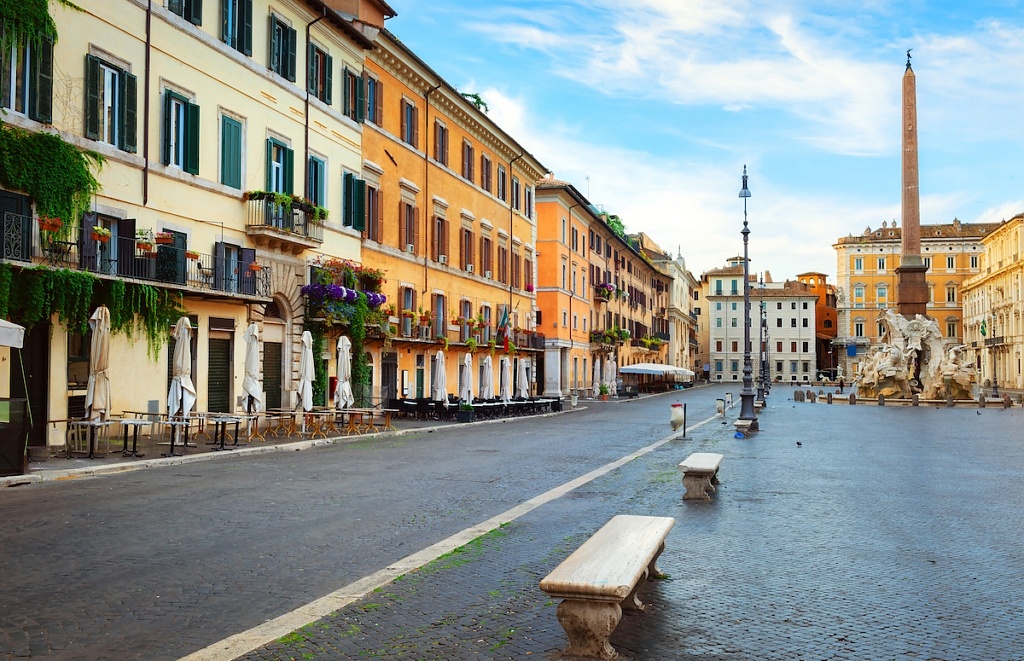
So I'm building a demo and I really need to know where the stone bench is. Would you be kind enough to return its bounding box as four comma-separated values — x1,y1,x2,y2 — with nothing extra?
678,452,724,501
539,514,675,659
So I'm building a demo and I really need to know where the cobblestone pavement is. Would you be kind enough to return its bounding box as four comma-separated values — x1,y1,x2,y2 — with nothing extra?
0,389,699,660
238,396,1024,660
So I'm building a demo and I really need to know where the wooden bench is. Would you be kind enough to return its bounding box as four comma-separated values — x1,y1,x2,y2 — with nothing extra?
678,452,724,501
539,514,675,659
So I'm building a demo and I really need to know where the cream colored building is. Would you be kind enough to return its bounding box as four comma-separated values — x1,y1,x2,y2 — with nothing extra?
0,0,388,451
833,219,996,378
961,214,1024,392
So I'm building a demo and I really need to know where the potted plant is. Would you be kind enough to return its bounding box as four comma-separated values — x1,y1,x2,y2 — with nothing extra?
464,337,478,352
457,402,475,423
598,384,610,401
248,262,263,272
185,250,199,260
37,215,62,233
525,283,534,293
155,231,174,244
91,225,111,243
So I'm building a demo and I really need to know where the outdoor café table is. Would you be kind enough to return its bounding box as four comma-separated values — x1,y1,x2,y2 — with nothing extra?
206,415,242,451
305,409,334,439
162,419,191,457
118,418,150,457
68,418,120,459
242,413,265,442
339,408,371,435
263,409,294,437
377,408,399,432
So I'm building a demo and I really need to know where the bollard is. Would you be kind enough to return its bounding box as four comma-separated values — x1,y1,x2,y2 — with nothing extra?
670,403,684,431
1003,394,1012,409
827,392,833,404
946,393,955,408
978,395,986,408
878,394,885,406
849,393,856,405
716,398,725,415
912,393,919,407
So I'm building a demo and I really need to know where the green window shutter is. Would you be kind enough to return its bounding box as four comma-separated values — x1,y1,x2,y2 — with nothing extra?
353,178,366,231
122,70,138,153
188,0,203,26
220,116,242,188
161,90,173,165
30,38,53,123
169,0,183,14
85,55,100,140
286,26,296,82
307,43,315,94
355,72,365,123
221,0,231,46
342,67,350,116
241,0,253,56
265,138,274,190
269,15,279,74
324,54,333,105
342,172,353,227
283,145,293,194
185,100,200,175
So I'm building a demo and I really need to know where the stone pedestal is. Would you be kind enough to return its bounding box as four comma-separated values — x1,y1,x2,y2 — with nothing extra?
896,261,929,319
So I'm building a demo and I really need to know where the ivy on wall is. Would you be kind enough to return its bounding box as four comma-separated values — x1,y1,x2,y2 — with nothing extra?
0,0,76,54
350,294,370,405
309,324,327,407
0,265,185,358
0,122,104,226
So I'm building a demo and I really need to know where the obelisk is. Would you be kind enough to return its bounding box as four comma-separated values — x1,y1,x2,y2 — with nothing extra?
896,50,929,318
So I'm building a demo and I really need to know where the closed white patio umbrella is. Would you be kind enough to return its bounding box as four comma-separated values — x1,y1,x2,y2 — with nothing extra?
433,349,448,406
242,322,263,414
515,358,529,399
85,306,111,420
480,354,494,399
460,353,473,402
167,317,196,417
592,357,602,397
334,335,355,409
604,354,617,397
499,356,512,403
297,330,315,411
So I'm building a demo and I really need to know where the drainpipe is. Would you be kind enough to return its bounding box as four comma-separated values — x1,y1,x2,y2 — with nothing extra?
143,0,152,205
566,201,581,390
304,11,327,200
507,150,523,388
423,84,441,299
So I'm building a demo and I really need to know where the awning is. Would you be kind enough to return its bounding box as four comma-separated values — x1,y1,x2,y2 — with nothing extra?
0,319,25,349
619,363,695,376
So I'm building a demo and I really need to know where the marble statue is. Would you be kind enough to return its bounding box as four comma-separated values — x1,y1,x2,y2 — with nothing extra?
855,308,975,399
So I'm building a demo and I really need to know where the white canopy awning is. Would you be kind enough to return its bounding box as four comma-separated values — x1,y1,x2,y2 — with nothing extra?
0,319,25,349
619,363,695,376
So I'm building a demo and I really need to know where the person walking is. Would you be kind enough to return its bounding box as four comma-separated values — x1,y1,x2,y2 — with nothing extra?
839,378,845,394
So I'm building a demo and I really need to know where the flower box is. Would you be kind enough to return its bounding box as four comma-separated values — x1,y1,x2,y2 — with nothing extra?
185,251,199,260
155,234,174,244
37,216,63,232
137,242,154,252
91,231,110,243
248,262,263,272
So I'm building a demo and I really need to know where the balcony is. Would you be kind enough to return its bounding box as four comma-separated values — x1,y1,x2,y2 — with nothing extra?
245,195,324,254
2,213,272,300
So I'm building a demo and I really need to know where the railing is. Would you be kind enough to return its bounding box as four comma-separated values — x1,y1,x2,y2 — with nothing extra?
246,198,324,242
2,212,272,298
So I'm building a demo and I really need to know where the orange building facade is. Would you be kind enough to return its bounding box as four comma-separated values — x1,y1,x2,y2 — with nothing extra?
354,29,546,403
795,272,839,376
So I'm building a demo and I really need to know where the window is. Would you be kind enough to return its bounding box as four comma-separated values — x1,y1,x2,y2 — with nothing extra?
480,236,492,275
731,341,738,352
731,279,738,295
221,0,253,56
572,228,578,252
307,44,332,104
512,251,522,288
731,361,739,374
854,257,863,271
365,75,382,125
399,201,418,252
715,340,722,352
168,0,203,25
400,98,418,147
971,255,979,269
776,318,782,328
219,115,242,188
731,302,737,311
498,245,508,283
2,36,52,122
802,318,808,327
480,154,492,192
876,285,887,301
460,228,474,271
716,317,722,328
497,165,507,201
854,321,864,337
341,172,366,230
854,286,864,300
923,257,931,269
162,90,199,174
85,55,137,152
433,121,448,166
268,16,296,81
776,361,783,373
524,256,533,290
877,257,886,271
791,342,797,352
524,186,533,219
364,185,381,241
802,302,808,309
511,175,521,210
461,140,474,181
776,341,782,353
731,317,737,328
342,68,364,120
265,138,293,194
715,360,723,373
431,215,448,263
946,285,956,303
823,319,833,328
791,318,797,327
946,256,955,270
947,320,958,337
802,341,809,353
791,302,797,310
790,361,798,374
802,362,810,373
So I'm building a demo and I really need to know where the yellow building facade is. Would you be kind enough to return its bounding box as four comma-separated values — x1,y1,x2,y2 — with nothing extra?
962,214,1024,392
0,0,387,451
357,29,546,403
833,219,996,378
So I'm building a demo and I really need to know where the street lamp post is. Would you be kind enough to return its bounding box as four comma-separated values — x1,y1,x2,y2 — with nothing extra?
991,313,999,397
756,288,766,402
737,165,758,431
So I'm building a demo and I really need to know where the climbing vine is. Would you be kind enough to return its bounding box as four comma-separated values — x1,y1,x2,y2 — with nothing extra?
0,0,81,54
0,262,11,319
0,122,104,227
350,293,370,405
309,324,327,407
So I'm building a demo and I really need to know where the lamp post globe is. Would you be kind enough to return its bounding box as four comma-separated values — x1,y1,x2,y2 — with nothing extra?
737,165,758,431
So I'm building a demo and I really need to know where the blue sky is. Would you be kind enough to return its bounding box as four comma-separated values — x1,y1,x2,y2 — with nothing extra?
384,1,1024,281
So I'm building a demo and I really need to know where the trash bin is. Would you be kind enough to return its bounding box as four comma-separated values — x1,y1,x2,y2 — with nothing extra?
551,398,562,412
570,392,578,408
716,398,725,415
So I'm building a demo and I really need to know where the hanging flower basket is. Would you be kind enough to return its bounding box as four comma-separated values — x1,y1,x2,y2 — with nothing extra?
91,226,111,243
37,216,63,232
185,250,199,260
248,262,263,272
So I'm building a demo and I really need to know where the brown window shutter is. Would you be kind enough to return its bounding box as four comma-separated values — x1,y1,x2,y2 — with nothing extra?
412,106,419,149
376,190,384,242
400,99,407,141
442,218,449,260
376,80,384,126
399,201,407,248
430,215,438,261
469,230,474,265
413,205,420,251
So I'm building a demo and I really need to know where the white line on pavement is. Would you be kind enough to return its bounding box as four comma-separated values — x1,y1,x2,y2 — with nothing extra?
180,408,726,661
